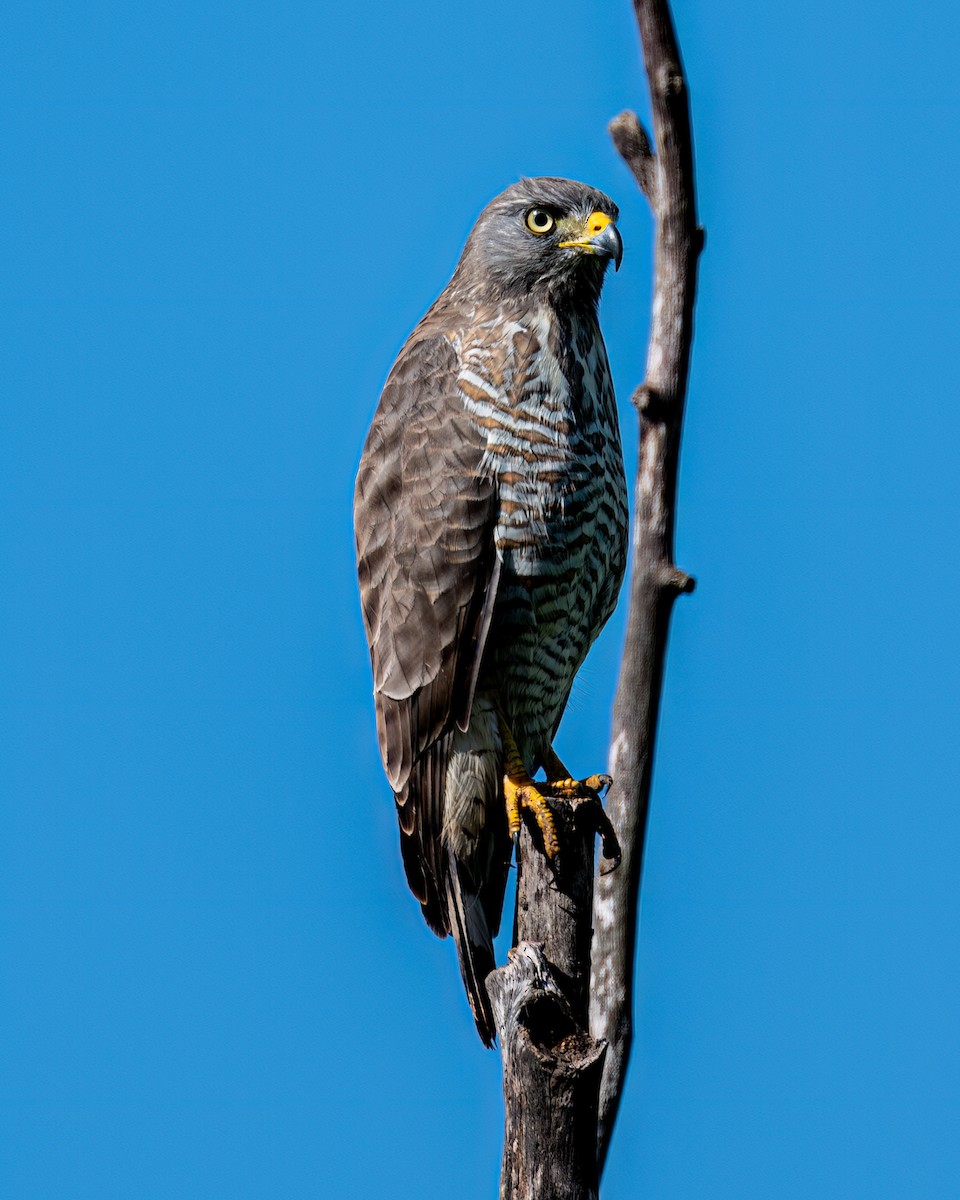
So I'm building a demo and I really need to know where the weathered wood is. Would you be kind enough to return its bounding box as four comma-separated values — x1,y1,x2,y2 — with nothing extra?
489,798,609,1200
589,0,702,1172
486,1,700,1188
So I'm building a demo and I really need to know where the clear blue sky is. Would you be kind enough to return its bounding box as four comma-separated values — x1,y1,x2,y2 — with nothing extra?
3,1,959,1197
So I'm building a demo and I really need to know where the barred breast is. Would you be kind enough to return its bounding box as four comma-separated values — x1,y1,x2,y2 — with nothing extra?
454,302,628,770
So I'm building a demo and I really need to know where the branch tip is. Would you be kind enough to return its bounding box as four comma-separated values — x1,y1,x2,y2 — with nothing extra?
608,109,652,156
631,383,651,412
608,109,657,202
657,564,695,595
633,382,675,420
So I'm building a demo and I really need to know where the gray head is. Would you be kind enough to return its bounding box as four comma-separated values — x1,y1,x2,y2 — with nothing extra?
452,177,622,308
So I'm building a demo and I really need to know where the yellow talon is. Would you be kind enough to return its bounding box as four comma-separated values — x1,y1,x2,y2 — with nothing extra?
541,747,611,799
500,725,611,859
503,771,559,858
522,784,559,857
504,774,522,841
500,720,560,857
540,773,612,798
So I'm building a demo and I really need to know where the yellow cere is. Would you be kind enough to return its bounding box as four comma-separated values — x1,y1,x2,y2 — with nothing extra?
558,210,614,251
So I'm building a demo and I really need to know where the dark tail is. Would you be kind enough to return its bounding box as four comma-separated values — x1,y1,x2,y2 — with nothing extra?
446,849,497,1046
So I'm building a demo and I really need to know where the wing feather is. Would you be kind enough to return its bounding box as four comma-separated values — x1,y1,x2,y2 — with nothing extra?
355,332,499,929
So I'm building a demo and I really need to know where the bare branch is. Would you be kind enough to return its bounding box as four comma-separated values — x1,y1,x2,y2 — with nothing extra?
489,944,606,1200
589,0,702,1171
608,110,657,204
490,796,609,1199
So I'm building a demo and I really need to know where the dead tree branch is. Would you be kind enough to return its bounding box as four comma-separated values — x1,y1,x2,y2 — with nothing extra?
489,797,612,1199
589,0,702,1172
485,0,699,1188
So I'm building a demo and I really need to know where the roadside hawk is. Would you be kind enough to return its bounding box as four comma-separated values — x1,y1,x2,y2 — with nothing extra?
354,177,628,1044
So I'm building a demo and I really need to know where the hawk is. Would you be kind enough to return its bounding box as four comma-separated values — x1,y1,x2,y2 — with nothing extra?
355,177,628,1044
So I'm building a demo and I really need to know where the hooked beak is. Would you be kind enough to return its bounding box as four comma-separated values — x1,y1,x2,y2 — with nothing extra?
558,210,623,271
591,220,623,270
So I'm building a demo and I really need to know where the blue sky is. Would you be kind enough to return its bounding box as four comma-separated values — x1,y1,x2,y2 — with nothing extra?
3,1,960,1196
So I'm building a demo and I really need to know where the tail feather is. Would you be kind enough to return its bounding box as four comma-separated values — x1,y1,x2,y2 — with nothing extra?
446,849,497,1046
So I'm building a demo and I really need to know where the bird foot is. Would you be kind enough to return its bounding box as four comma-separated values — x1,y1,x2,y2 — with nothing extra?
543,773,621,870
504,775,560,858
503,772,620,867
541,773,612,799
539,747,615,858
500,723,616,861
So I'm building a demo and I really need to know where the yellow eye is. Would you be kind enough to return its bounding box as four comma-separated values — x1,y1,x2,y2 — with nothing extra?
525,208,556,235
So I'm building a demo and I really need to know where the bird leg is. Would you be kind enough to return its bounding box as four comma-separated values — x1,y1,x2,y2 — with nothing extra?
500,729,616,861
500,721,560,858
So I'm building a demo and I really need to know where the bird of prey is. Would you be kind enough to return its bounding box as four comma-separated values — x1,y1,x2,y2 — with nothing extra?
355,177,628,1044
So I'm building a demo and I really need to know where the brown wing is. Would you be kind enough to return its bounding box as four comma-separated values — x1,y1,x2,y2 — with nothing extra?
354,332,499,929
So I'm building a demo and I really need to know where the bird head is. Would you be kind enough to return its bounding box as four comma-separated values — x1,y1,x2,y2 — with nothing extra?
453,177,622,307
